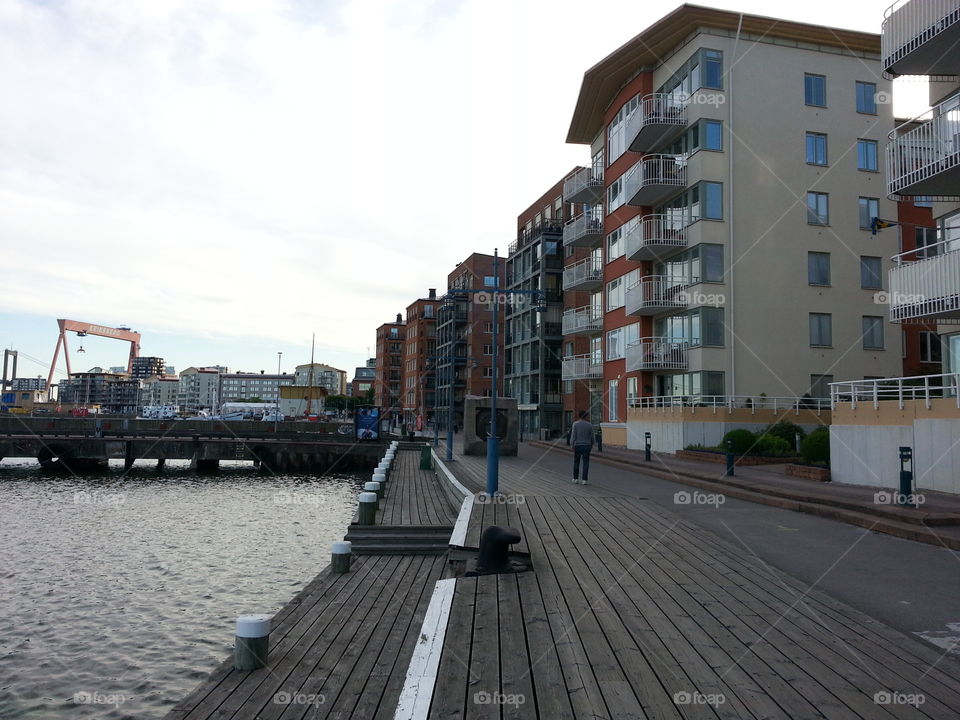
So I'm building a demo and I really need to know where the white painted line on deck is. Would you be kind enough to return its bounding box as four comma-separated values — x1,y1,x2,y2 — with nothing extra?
393,577,457,720
432,450,471,498
433,451,473,548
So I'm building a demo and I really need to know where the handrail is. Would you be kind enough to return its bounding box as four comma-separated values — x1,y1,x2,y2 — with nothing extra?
830,373,960,410
891,235,959,264
629,394,832,411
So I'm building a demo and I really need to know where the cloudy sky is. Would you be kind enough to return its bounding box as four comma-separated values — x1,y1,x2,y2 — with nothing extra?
0,0,920,384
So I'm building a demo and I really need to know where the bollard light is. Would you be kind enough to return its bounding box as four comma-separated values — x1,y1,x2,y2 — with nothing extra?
358,491,378,525
330,541,352,574
898,446,914,507
725,439,735,477
644,431,652,462
235,614,271,671
365,480,383,499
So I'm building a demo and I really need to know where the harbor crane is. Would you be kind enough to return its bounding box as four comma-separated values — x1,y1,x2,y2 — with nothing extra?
46,319,141,390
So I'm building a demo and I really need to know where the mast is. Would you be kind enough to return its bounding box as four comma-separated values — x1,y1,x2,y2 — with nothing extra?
306,333,315,417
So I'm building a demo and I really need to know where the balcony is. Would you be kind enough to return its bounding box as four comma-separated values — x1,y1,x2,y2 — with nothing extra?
562,214,603,249
562,305,603,335
627,93,688,153
563,166,604,205
625,338,689,372
562,257,604,291
882,0,960,77
625,155,687,207
888,240,960,321
887,99,960,199
625,214,692,262
625,276,689,316
561,353,603,381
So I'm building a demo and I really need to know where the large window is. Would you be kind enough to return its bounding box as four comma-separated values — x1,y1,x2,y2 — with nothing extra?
607,225,625,261
916,227,938,258
658,371,725,398
608,379,619,422
607,94,641,165
856,81,877,114
807,192,829,225
804,74,826,107
809,313,832,347
806,132,828,165
663,119,724,155
862,316,884,349
656,244,724,285
920,331,942,362
859,197,880,230
658,181,723,225
607,176,624,214
606,323,640,361
860,256,882,289
857,139,878,171
655,307,724,347
657,48,724,98
808,252,830,286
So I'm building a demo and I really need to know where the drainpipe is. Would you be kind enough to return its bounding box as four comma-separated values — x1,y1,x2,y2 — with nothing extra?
728,13,743,397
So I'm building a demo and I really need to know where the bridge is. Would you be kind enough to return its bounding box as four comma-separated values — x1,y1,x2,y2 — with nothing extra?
0,417,383,473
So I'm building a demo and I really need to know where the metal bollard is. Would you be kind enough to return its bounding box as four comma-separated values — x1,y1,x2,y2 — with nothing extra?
644,431,652,462
357,491,378,525
365,480,383,500
725,440,735,477
899,446,914,507
373,471,387,491
235,614,271,671
330,541,352,574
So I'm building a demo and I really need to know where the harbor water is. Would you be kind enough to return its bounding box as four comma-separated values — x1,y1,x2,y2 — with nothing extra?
0,458,362,719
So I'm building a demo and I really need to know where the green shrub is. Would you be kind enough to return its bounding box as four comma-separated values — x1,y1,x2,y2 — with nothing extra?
764,420,806,448
722,428,757,454
800,427,830,466
755,434,793,457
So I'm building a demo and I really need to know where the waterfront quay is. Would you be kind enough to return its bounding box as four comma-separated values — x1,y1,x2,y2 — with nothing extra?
0,417,381,472
168,444,960,719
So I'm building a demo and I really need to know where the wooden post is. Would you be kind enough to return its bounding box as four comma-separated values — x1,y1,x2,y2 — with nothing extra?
358,491,378,525
364,480,382,500
330,541,351,574
234,614,271,671
373,471,387,494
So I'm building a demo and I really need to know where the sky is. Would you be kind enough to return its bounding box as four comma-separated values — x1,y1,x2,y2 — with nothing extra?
0,0,927,386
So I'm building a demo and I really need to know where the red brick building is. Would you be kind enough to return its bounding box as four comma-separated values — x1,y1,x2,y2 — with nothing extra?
374,314,405,429
402,291,438,430
897,198,943,376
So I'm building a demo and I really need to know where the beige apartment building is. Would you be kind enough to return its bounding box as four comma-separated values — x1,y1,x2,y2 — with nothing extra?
562,5,903,447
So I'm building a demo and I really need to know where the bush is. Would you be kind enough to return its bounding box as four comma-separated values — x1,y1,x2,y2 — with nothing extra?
754,434,793,457
801,427,830,466
722,428,757,454
764,420,806,448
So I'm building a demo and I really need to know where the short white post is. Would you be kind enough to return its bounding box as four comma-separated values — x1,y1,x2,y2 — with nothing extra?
235,614,271,671
358,491,378,525
331,541,351,574
365,480,383,500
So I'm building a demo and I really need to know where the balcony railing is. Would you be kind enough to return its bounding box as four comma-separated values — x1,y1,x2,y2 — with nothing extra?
625,276,689,316
831,373,960,410
627,93,688,153
563,166,604,205
882,0,960,77
625,214,693,261
561,353,603,380
625,155,687,207
562,214,603,249
562,305,603,334
888,238,960,320
625,338,689,372
887,98,960,199
562,257,604,291
629,395,832,413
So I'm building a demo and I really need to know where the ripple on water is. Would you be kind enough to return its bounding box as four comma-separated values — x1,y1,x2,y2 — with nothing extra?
0,459,361,719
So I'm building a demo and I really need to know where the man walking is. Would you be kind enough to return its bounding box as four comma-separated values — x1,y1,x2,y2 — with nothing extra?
567,410,594,485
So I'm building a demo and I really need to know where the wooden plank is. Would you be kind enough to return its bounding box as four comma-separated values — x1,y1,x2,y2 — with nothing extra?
427,578,476,720
463,574,500,720
449,496,474,549
496,573,536,720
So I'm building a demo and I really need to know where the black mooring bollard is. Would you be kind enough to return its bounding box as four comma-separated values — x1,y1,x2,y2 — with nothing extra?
477,525,522,573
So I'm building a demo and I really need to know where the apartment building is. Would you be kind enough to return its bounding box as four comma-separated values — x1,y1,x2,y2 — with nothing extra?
505,181,566,438
131,356,165,379
141,374,180,407
375,315,405,428
349,360,376,398
178,367,222,413
830,0,960,495
57,371,137,414
563,5,903,446
294,363,347,396
218,372,294,405
402,291,439,429
435,253,505,433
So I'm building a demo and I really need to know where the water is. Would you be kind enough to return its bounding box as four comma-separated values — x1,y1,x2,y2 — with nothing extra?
0,458,363,720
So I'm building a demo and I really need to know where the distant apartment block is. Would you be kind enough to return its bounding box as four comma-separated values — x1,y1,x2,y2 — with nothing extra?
294,363,347,396
402,291,438,429
218,372,294,405
178,367,223,413
10,377,47,391
141,374,180,407
349,361,376,398
375,315,405,427
131,356,165,379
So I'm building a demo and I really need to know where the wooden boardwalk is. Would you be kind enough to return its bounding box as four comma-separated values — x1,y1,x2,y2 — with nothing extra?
426,453,960,719
376,450,458,527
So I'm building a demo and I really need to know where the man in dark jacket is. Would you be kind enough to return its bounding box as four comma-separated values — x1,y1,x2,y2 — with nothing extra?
566,410,594,485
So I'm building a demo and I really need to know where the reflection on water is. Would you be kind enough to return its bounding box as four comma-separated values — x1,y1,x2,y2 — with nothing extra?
0,458,362,720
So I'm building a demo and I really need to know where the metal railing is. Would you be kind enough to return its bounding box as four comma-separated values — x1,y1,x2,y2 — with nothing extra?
562,214,604,248
882,0,960,76
625,155,687,204
629,395,832,412
889,237,960,320
625,214,692,260
625,337,689,371
887,96,960,199
626,93,687,147
563,166,604,203
831,373,960,410
562,256,604,290
561,305,603,334
625,275,690,314
561,353,603,380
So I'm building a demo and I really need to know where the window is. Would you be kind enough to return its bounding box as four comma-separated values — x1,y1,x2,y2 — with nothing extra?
607,277,624,311
607,328,624,361
482,345,493,355
656,244,724,285
804,74,826,106
657,48,724,96
920,331,942,362
607,226,625,261
626,376,638,405
608,379,619,422
857,139,878,171
658,182,724,225
860,256,882,289
663,119,723,155
862,316,884,349
703,50,723,89
914,196,933,208
607,176,624,214
607,94,641,165
806,132,827,165
810,374,834,399
810,313,832,347
807,192,829,225
856,81,877,114
703,119,723,150
808,252,830,285
859,197,879,229
916,227,938,258
703,182,723,220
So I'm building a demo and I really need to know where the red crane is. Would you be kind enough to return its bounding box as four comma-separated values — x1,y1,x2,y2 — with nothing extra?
47,319,142,390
